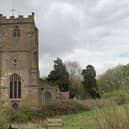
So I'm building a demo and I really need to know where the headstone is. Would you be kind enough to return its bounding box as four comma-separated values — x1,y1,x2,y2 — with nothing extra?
47,118,63,129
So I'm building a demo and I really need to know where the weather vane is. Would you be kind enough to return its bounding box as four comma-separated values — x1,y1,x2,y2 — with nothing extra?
10,0,16,16
10,8,16,16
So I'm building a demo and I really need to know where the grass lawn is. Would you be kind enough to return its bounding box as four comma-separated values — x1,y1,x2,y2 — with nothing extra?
63,109,104,129
63,104,129,129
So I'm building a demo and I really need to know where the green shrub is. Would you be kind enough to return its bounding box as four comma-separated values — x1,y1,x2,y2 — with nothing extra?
0,101,86,124
4,104,33,123
102,88,129,105
0,106,10,129
1,98,129,127
35,100,86,119
103,89,126,98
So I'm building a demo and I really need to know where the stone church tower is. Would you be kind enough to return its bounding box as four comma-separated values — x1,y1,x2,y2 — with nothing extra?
0,13,61,108
0,13,40,107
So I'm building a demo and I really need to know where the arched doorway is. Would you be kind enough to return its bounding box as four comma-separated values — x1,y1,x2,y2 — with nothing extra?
45,92,52,105
10,74,21,99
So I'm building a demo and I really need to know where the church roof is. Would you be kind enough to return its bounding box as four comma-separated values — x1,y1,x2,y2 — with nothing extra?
39,78,58,88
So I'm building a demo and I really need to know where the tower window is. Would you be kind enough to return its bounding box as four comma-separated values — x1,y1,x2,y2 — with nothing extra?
13,26,20,38
10,74,21,99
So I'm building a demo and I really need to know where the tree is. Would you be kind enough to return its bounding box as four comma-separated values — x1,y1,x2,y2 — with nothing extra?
121,64,129,86
98,65,125,93
47,57,70,91
65,61,82,80
65,61,84,98
82,65,100,98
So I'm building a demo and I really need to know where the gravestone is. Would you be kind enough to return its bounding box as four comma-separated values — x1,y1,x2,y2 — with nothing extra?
47,118,63,129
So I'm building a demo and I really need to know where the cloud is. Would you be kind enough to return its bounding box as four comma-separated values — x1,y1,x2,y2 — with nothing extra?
39,2,81,56
0,0,129,77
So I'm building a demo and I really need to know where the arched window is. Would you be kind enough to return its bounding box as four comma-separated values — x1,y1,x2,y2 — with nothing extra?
45,92,52,105
13,26,20,37
10,74,21,99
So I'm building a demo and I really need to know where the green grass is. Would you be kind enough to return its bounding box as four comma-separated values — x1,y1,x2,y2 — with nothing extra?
63,104,129,129
63,108,104,129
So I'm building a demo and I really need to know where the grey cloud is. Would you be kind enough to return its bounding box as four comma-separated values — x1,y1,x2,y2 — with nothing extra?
39,2,81,57
0,0,129,76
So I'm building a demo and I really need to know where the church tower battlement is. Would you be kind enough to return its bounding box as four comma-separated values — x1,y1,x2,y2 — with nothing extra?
0,12,35,24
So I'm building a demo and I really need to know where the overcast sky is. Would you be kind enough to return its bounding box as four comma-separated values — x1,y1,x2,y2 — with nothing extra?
0,0,129,77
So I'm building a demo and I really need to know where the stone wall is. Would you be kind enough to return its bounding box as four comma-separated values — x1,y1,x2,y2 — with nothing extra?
39,79,59,105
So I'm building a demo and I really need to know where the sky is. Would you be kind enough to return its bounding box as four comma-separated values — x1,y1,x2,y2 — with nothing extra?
0,0,129,77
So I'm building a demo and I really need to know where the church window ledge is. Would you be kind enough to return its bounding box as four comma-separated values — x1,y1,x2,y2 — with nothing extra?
9,98,23,102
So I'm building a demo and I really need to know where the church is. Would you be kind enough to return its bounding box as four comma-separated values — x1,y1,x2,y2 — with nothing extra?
0,13,60,108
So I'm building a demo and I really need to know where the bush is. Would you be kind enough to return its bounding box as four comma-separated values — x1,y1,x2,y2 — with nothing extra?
2,104,40,127
3,104,33,123
1,98,129,128
0,101,86,125
77,98,118,110
102,88,129,105
35,100,86,119
103,89,127,98
0,117,9,129
0,106,10,129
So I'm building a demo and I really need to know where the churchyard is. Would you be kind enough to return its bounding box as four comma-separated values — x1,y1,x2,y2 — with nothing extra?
2,88,129,129
10,103,129,129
